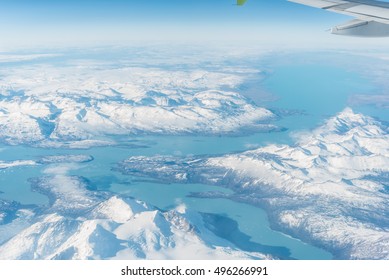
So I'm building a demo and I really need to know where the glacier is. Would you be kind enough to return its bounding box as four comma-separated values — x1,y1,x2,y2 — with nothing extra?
117,109,389,259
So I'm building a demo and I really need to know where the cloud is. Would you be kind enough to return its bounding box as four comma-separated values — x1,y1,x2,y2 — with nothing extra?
349,94,389,109
0,54,61,63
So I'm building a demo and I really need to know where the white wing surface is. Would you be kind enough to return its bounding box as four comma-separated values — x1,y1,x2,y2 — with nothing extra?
289,0,389,36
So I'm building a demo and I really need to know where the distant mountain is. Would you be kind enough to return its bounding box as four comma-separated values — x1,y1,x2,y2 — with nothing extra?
0,59,276,147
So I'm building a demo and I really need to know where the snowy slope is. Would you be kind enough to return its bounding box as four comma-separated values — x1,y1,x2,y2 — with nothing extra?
0,154,93,170
118,109,389,259
0,160,36,169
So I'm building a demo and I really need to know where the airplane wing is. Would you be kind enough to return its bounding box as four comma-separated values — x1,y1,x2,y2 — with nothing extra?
237,0,389,36
288,0,389,36
289,0,389,24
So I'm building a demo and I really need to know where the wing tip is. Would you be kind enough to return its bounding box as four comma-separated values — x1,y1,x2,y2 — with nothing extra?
237,0,248,6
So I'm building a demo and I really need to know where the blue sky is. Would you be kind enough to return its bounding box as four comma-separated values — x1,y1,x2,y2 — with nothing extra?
0,0,342,24
0,0,372,48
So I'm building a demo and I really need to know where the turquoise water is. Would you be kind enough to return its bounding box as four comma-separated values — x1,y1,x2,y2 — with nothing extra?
262,64,386,130
1,60,385,260
0,165,48,205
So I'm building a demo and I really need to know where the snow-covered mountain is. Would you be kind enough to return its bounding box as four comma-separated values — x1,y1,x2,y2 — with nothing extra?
0,167,269,260
118,109,389,259
0,58,275,146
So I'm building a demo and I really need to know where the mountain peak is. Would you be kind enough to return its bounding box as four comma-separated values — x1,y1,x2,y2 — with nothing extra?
327,108,374,132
